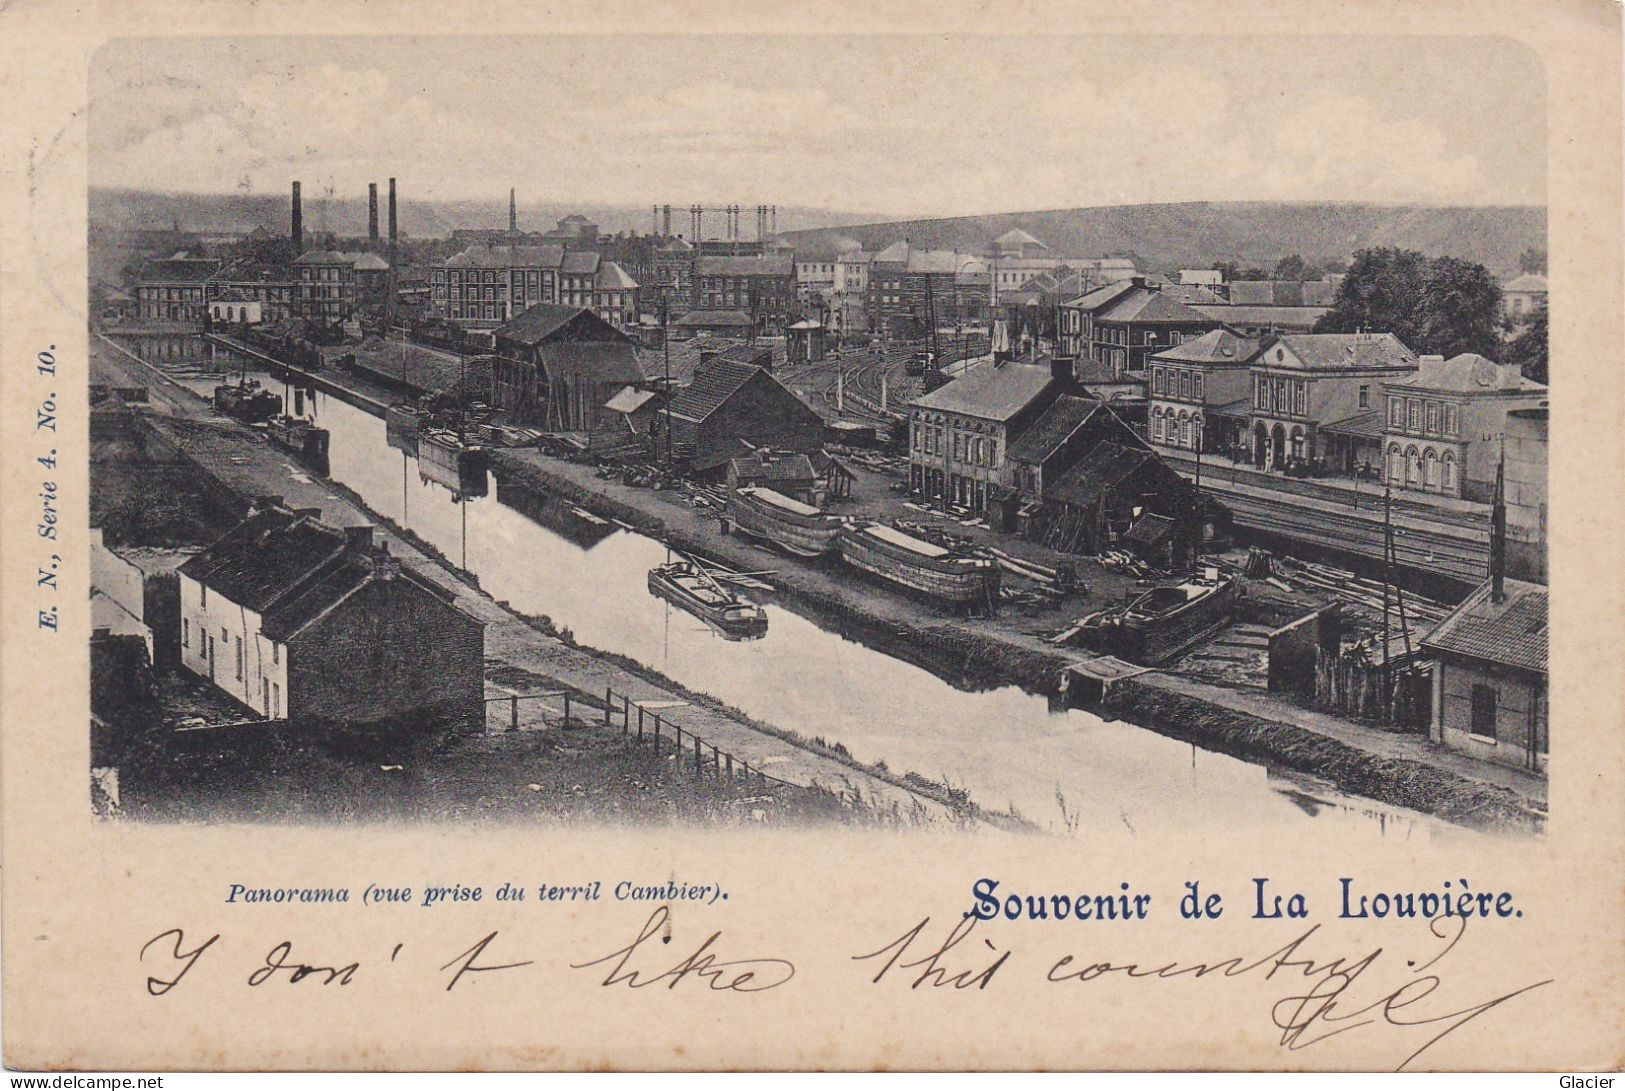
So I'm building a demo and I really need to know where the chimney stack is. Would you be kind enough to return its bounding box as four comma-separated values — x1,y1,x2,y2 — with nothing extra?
368,182,380,249
1490,448,1507,602
345,524,376,553
291,181,303,253
662,204,672,236
388,178,398,258
509,188,517,235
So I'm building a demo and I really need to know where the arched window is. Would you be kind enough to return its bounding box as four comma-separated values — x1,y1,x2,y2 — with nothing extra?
1424,448,1439,488
1290,426,1306,459
1178,411,1190,448
1406,446,1422,486
1442,453,1458,492
1151,409,1164,443
1388,444,1405,483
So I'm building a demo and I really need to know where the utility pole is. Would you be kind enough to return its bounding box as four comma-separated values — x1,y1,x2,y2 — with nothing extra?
663,293,672,466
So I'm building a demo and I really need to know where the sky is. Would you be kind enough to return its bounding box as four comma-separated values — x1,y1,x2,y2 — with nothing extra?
88,34,1546,218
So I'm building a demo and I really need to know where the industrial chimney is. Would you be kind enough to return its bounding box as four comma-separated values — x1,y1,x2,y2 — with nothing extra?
387,177,398,261
368,182,380,250
291,181,303,253
509,188,517,235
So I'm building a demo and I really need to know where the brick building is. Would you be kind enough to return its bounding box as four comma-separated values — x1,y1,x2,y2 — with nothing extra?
432,243,567,327
1058,277,1222,379
175,503,484,735
692,253,796,331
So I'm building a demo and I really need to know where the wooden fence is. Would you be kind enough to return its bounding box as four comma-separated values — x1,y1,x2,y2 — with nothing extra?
599,685,800,793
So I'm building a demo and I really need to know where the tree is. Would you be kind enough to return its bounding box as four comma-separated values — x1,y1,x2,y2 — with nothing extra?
1503,301,1548,384
1272,254,1312,281
1518,247,1547,274
1419,257,1505,360
1312,247,1504,359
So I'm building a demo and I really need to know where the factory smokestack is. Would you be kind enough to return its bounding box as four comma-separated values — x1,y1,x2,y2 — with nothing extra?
291,181,303,253
388,178,398,257
509,188,517,235
368,182,380,249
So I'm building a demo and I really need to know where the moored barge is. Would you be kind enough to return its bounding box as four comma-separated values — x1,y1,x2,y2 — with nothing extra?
727,487,846,558
1067,575,1236,664
837,521,1000,611
647,560,768,640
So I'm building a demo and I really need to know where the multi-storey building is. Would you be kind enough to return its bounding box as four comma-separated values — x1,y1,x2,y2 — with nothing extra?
692,253,796,331
1146,329,1260,455
1380,353,1548,500
134,255,222,323
1246,332,1418,472
907,358,1064,513
867,241,963,339
293,250,391,327
1058,277,1221,378
594,261,640,328
651,237,697,312
559,251,600,309
432,243,566,327
206,258,297,324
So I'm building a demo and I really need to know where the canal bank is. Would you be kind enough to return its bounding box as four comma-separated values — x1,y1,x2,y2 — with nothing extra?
485,448,1544,836
106,331,1538,837
92,335,978,826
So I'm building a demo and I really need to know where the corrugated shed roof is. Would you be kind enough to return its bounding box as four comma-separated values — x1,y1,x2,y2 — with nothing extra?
1421,577,1547,674
1006,395,1103,463
910,360,1056,421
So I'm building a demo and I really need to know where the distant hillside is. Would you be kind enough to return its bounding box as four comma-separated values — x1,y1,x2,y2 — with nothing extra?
780,202,1547,277
88,187,880,242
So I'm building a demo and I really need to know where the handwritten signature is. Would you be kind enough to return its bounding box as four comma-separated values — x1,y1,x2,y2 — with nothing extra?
857,914,1551,1070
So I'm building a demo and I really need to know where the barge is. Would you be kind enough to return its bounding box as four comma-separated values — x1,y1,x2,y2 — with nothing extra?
837,521,1000,612
647,559,768,640
727,487,846,558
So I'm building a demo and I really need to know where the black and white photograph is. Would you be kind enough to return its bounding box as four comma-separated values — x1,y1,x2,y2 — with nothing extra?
85,32,1551,837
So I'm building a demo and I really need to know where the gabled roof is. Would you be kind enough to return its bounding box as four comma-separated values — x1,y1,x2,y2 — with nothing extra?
905,249,961,275
1099,289,1215,325
444,243,566,269
595,261,639,290
1388,353,1547,396
872,241,912,264
695,253,793,277
1503,273,1548,293
561,251,601,276
1149,328,1260,367
494,303,621,345
1063,279,1141,312
208,257,296,285
728,452,817,483
1421,576,1547,674
995,228,1046,250
1006,394,1105,463
1045,440,1162,509
1258,333,1418,372
910,360,1056,422
666,359,769,422
177,507,348,613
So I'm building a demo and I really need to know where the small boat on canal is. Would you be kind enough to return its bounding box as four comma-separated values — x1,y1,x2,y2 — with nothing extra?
262,414,331,474
419,428,490,497
213,378,282,424
647,559,768,640
1062,574,1236,664
837,521,1001,612
727,486,846,558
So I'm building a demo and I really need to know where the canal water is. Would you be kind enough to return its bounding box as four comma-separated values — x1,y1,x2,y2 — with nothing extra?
160,338,1465,841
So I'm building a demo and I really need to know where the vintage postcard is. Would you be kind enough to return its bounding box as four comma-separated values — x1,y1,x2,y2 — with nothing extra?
2,0,1621,1073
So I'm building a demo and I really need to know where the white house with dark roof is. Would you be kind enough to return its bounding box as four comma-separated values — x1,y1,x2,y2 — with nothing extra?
908,358,1066,513
1501,272,1548,326
176,503,483,731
